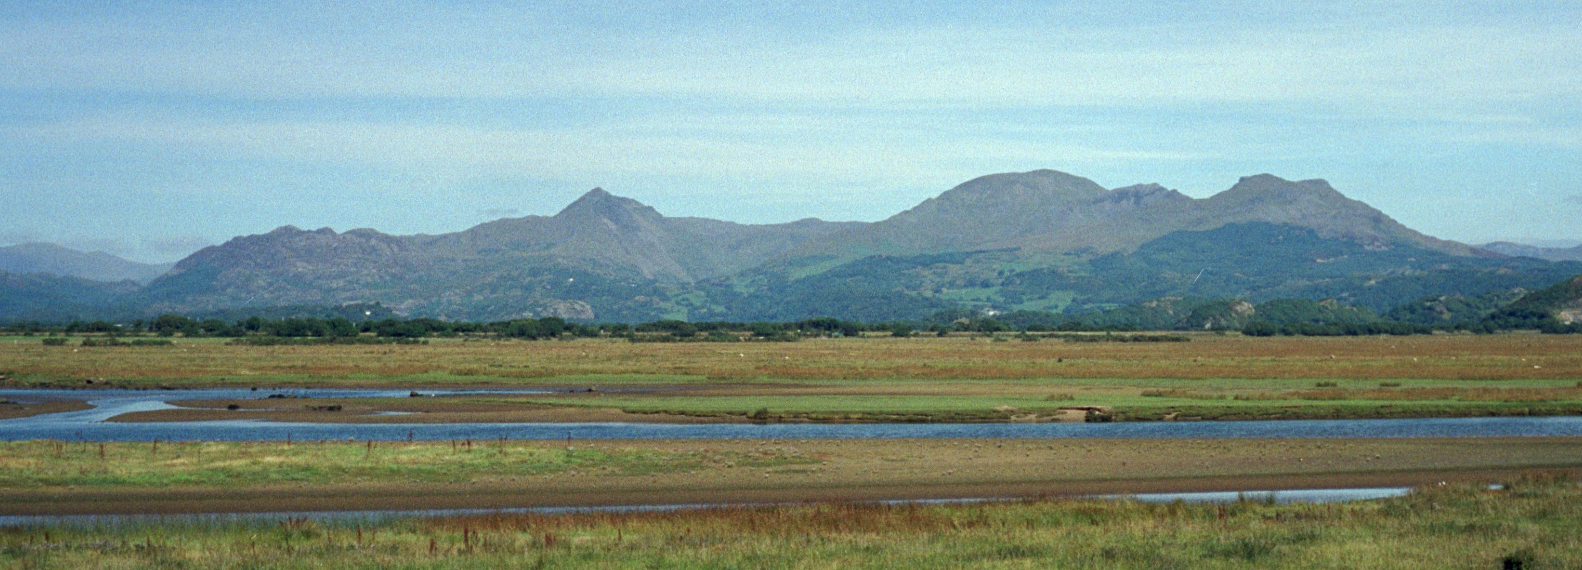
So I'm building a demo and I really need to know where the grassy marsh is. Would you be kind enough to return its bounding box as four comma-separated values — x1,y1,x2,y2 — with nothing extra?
3,476,1580,569
4,333,1579,387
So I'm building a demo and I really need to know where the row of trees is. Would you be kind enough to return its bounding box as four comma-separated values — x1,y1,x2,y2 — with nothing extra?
7,303,1579,339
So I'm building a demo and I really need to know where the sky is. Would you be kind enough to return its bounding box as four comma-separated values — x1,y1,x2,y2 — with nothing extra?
2,1,1580,263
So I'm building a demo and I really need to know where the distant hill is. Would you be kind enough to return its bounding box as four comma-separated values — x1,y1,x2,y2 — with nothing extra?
1479,241,1582,262
134,189,859,322
10,170,1582,323
777,171,1482,263
0,243,172,284
0,271,141,321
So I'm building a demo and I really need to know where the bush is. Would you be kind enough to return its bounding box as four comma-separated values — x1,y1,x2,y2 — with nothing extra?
1242,321,1279,337
41,337,69,346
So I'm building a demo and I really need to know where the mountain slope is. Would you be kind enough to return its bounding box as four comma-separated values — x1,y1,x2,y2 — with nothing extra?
0,243,173,284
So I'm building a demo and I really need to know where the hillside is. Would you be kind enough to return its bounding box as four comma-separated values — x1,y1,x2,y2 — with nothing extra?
1503,274,1582,324
702,222,1579,322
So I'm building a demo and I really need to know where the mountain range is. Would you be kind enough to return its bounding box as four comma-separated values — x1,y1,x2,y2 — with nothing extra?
1478,241,1582,262
0,243,172,284
5,170,1580,323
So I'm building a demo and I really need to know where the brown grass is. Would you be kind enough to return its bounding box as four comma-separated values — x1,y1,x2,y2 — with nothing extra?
4,333,1581,387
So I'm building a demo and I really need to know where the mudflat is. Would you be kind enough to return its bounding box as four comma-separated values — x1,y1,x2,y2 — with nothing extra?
0,399,91,420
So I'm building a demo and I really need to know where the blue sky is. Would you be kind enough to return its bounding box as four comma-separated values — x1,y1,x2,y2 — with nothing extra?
2,1,1579,262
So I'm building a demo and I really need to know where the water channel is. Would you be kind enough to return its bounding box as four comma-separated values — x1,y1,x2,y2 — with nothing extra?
5,388,1582,442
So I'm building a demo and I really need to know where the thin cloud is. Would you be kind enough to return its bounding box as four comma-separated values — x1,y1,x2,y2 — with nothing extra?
2,4,1577,108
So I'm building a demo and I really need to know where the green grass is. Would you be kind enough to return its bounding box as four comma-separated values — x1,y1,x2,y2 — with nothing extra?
3,477,1579,568
519,394,1074,417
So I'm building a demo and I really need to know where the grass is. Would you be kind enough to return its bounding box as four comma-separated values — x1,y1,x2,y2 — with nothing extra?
3,476,1580,568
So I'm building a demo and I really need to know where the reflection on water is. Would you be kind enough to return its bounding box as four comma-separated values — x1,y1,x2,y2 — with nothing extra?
4,388,1582,442
1101,487,1412,504
0,487,1422,528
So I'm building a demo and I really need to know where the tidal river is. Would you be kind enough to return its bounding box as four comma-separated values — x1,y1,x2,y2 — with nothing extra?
5,388,1582,442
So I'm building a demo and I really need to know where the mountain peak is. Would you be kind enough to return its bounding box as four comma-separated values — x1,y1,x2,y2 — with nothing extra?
555,188,662,222
1223,174,1343,202
891,170,1108,223
943,169,1109,204
1101,184,1191,206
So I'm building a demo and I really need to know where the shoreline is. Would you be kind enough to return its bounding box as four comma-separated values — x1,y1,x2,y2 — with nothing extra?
97,397,1582,425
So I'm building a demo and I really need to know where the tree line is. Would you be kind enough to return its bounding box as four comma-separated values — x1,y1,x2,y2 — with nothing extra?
4,297,1578,340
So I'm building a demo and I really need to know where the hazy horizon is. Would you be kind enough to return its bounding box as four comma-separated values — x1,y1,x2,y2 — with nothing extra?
4,1,1579,263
